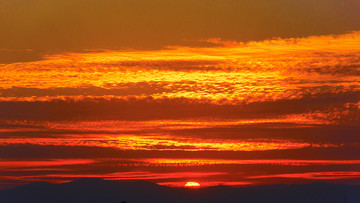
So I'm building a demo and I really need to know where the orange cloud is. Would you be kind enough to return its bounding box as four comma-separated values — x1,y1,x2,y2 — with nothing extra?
0,136,334,152
0,159,95,169
1,31,360,103
250,171,360,180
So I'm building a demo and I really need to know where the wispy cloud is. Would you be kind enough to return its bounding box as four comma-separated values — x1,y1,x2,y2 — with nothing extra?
250,171,360,180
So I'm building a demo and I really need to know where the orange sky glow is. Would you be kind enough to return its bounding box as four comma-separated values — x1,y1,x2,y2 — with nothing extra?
1,9,360,188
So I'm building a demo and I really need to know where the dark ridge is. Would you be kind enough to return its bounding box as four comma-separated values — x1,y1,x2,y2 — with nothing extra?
0,178,359,203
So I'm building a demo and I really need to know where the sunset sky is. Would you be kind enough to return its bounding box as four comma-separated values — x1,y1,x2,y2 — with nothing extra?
1,0,360,189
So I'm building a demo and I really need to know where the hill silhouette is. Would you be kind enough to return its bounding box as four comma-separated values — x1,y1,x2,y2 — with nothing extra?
0,178,359,203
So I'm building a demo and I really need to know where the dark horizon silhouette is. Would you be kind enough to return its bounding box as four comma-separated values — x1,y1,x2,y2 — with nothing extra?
0,178,359,203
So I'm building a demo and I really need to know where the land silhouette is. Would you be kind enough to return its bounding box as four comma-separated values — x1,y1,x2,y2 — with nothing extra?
0,178,359,203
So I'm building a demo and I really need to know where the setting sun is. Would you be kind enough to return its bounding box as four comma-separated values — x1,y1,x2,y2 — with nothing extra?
185,182,201,188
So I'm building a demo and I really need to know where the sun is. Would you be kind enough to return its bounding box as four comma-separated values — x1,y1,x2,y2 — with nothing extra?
185,182,200,188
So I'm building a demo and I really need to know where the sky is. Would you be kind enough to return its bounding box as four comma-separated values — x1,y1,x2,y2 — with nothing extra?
0,0,360,189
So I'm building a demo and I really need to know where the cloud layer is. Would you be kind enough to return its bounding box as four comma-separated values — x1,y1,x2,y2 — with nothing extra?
1,30,360,188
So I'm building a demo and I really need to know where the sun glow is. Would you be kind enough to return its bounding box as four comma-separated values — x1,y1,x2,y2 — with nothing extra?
185,182,201,188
